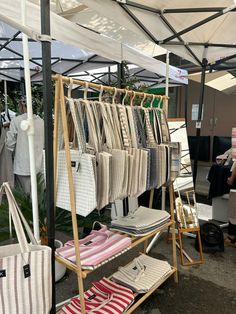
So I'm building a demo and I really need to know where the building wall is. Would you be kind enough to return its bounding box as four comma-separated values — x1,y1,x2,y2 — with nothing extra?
178,80,236,137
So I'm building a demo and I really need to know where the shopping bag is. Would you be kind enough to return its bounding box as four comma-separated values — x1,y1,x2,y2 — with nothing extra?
56,98,97,216
112,254,172,293
84,100,111,209
0,182,52,314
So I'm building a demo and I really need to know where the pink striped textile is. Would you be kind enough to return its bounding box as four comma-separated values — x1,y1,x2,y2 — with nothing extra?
232,128,236,161
60,277,134,314
56,225,131,268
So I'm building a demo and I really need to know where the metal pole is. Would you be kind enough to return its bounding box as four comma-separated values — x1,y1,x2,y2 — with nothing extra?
193,58,207,186
40,0,55,313
21,0,40,241
4,80,8,114
184,85,188,127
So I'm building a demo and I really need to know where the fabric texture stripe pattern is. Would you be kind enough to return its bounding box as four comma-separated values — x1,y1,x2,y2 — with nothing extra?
56,225,131,268
60,277,134,313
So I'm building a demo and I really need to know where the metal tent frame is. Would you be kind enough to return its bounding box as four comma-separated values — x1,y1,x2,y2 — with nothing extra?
104,0,236,185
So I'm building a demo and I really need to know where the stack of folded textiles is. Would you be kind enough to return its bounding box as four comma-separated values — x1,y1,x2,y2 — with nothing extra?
110,206,170,236
56,224,131,269
60,277,134,313
112,254,172,293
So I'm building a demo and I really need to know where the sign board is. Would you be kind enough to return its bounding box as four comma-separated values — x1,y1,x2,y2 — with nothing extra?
191,104,204,121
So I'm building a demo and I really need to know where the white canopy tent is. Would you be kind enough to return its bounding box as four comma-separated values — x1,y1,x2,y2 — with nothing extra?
0,0,188,243
0,3,188,84
51,0,236,67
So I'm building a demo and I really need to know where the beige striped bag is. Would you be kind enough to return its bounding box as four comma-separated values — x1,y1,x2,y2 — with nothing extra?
0,182,52,314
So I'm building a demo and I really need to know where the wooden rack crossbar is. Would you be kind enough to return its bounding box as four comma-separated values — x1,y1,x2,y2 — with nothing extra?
52,74,168,100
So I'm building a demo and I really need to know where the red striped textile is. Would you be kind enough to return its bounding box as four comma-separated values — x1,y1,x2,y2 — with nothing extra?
60,278,134,313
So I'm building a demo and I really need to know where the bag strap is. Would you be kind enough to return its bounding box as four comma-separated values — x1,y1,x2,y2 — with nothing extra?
134,107,147,148
82,100,100,153
153,108,163,144
0,183,34,253
126,106,138,148
97,101,113,149
118,104,131,149
110,104,123,149
105,103,123,149
143,108,156,147
67,98,86,154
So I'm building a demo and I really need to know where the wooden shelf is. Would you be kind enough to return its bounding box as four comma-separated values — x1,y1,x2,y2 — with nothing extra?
56,264,177,313
55,219,175,279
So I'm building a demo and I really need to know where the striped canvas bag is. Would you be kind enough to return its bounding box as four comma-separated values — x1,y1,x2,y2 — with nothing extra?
61,277,134,314
56,98,97,217
0,182,52,314
99,103,128,202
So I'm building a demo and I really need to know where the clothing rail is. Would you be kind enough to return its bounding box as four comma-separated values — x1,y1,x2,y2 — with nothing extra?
52,74,168,101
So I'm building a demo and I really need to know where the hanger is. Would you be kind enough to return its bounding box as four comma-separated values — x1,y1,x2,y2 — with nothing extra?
84,81,89,100
112,87,117,104
68,78,73,98
122,89,129,106
99,85,104,102
130,91,136,106
140,93,147,107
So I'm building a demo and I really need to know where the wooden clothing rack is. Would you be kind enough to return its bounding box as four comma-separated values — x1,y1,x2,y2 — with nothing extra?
52,74,178,313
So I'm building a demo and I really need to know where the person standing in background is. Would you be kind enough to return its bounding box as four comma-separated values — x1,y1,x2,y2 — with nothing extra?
5,96,44,194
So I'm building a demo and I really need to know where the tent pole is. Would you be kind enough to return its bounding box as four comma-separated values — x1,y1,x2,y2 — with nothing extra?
4,80,8,114
40,0,55,313
193,58,207,186
21,0,40,241
184,85,188,127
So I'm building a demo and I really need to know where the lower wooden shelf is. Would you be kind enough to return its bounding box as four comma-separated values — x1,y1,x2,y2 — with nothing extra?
56,266,177,313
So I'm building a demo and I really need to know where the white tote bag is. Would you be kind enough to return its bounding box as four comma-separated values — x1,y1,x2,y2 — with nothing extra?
0,182,52,314
56,98,97,217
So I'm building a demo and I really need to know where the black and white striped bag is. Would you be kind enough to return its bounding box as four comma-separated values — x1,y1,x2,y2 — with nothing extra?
0,182,52,314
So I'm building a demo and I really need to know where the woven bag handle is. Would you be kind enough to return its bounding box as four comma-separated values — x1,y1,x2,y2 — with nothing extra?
67,98,87,154
0,182,37,254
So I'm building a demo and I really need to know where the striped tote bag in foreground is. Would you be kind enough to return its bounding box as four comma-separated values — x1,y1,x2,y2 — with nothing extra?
0,182,52,314
60,277,134,313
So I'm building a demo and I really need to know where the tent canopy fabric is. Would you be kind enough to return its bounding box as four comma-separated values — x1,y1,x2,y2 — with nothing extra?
54,0,236,68
0,0,187,84
189,70,236,94
70,64,182,89
0,1,188,84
